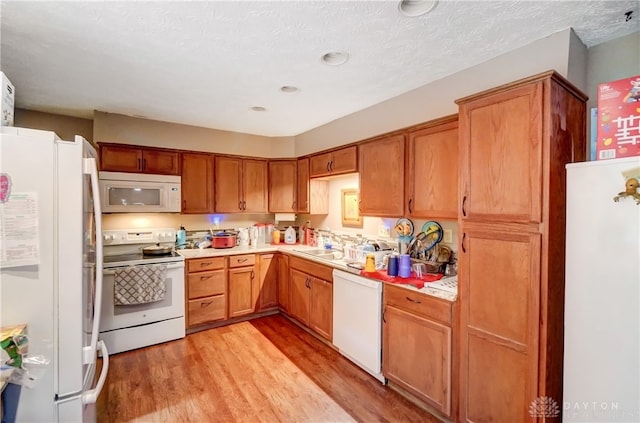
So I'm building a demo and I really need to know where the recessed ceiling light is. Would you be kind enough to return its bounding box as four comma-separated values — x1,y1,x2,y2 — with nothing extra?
250,106,267,112
280,86,299,93
398,0,438,17
321,51,349,66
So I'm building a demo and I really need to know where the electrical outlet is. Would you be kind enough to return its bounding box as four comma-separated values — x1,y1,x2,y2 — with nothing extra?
443,229,453,243
378,225,391,237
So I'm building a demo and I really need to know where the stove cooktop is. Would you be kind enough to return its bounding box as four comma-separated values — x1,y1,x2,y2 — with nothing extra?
103,251,184,268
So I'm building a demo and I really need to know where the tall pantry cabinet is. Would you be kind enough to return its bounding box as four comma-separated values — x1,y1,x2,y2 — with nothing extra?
456,71,586,422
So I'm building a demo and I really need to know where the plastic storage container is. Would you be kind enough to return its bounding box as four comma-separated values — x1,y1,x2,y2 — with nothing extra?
284,226,296,244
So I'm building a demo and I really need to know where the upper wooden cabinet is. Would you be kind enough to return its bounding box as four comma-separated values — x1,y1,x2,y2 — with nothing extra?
99,143,180,175
297,158,310,213
406,116,459,219
215,156,267,213
456,71,587,422
268,160,297,213
296,157,329,215
181,153,214,214
459,82,545,224
309,145,357,178
358,134,405,217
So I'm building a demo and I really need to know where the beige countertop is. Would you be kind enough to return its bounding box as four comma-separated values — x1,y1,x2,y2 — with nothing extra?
177,244,457,301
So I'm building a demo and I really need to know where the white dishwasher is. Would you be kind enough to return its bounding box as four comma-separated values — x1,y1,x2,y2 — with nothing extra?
332,269,385,383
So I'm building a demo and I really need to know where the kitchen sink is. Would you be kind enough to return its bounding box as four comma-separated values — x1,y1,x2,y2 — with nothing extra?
297,249,344,261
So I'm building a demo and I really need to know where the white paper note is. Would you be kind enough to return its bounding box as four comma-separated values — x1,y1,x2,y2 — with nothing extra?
0,192,40,268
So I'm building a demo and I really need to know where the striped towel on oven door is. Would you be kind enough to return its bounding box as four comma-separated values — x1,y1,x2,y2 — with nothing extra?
114,264,168,305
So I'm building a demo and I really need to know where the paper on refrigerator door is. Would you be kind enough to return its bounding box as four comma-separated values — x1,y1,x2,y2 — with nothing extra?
0,192,40,268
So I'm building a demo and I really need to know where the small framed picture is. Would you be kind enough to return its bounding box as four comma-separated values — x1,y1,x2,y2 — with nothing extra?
341,189,362,228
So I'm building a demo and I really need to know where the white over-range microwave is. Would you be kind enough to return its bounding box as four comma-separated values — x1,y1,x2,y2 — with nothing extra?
99,171,181,213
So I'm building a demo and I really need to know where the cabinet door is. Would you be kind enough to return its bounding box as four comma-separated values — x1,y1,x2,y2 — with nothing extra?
277,254,289,312
459,83,543,223
242,159,268,213
228,266,257,318
288,269,310,325
309,277,332,341
309,152,332,178
142,149,180,175
383,305,452,417
100,144,142,173
330,145,357,175
258,254,278,310
297,158,310,213
407,119,458,219
459,225,541,422
215,156,242,212
181,153,214,213
358,134,405,217
268,160,297,212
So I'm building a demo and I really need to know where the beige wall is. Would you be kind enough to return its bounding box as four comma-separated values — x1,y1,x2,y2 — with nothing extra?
294,28,577,156
102,212,275,232
14,108,94,142
93,111,295,158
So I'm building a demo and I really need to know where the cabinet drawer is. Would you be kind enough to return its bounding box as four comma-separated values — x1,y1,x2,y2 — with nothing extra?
188,269,226,299
228,254,255,268
289,256,333,282
384,283,452,325
188,295,226,326
187,256,226,272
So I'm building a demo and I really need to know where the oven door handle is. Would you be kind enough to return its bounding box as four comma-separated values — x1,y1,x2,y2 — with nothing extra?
103,262,185,275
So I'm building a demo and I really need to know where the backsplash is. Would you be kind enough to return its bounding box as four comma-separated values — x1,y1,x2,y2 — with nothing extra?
102,172,458,252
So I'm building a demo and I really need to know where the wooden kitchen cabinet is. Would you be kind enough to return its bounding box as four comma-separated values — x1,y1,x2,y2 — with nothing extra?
296,157,329,215
181,152,214,214
288,256,333,341
309,145,357,178
186,257,227,327
277,254,289,313
99,143,180,175
456,71,587,422
406,116,458,219
358,133,405,217
257,254,278,311
268,160,297,212
227,254,257,318
383,283,454,419
215,156,267,213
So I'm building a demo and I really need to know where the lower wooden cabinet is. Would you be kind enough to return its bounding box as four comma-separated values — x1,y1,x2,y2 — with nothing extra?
228,254,257,318
257,254,278,310
186,257,227,327
288,256,333,341
383,284,455,419
277,254,290,312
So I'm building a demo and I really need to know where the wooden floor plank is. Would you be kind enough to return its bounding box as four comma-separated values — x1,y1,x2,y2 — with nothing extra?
97,314,440,423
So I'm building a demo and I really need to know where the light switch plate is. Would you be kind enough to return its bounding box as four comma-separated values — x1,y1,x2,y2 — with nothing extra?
378,225,391,237
443,229,453,243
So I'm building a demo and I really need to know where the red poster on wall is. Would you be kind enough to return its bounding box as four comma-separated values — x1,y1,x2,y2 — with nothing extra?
596,75,640,160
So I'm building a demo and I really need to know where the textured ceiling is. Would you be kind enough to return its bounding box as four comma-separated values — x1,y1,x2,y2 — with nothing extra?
1,1,638,137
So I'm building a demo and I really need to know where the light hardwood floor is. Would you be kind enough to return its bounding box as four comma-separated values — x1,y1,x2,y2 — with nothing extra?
97,314,441,422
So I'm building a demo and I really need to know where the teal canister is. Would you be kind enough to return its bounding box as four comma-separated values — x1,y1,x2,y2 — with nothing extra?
176,225,187,248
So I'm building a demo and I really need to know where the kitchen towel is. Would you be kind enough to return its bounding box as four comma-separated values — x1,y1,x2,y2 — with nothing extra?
114,264,167,305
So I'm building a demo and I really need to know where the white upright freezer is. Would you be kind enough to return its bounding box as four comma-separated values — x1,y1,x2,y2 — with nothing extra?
0,127,109,422
563,156,640,422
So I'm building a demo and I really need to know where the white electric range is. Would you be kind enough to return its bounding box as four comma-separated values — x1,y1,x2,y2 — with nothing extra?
100,228,185,354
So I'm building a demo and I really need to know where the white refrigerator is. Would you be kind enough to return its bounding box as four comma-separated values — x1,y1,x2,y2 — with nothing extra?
564,156,640,422
0,127,109,422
